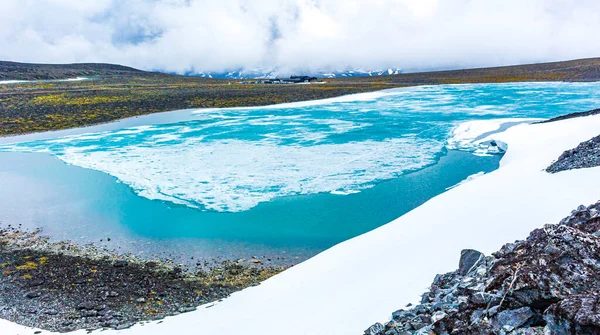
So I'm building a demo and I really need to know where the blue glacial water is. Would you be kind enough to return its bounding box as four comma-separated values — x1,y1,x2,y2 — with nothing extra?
0,82,599,263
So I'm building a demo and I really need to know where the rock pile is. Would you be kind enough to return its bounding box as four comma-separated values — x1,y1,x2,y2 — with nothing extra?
546,134,600,173
365,201,600,335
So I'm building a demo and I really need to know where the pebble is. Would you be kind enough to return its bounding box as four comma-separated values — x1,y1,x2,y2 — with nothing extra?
77,302,95,310
24,291,41,299
113,260,128,268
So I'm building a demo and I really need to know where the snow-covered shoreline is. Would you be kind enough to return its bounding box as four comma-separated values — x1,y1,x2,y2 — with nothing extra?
0,77,88,85
3,113,600,335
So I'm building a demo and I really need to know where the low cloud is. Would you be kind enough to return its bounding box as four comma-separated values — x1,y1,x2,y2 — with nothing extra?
1,0,599,74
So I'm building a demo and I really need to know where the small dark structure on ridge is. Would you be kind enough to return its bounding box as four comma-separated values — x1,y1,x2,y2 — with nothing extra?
263,75,318,84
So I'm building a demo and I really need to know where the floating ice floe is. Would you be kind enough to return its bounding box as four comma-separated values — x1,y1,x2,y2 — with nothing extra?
446,118,540,155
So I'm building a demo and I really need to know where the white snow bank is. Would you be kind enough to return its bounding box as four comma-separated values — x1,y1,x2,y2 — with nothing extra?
5,114,600,335
0,77,88,85
193,89,398,113
446,118,541,155
445,171,486,190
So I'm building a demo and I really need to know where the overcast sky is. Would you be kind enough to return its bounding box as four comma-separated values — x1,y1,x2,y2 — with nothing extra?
1,0,600,74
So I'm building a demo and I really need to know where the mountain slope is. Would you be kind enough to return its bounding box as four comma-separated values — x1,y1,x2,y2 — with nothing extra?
352,57,600,85
0,61,153,81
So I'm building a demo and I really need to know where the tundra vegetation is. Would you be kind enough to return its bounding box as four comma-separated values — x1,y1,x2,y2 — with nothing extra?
1,58,600,136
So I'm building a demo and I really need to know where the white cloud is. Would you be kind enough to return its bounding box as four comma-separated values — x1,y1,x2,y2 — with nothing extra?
1,0,599,73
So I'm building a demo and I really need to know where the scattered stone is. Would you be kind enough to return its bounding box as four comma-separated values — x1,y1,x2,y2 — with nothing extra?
492,307,535,330
77,302,95,310
106,291,119,298
115,322,134,330
178,306,195,313
113,260,128,268
24,291,41,299
28,278,45,287
364,322,384,335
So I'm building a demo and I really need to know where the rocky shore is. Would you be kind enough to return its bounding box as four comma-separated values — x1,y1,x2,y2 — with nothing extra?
535,108,600,124
546,134,600,173
0,226,285,332
365,200,600,335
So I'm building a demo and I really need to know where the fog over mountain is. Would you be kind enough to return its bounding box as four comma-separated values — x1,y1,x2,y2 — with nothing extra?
1,0,600,75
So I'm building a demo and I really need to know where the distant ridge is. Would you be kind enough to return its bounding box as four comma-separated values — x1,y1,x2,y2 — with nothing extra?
0,61,151,81
371,57,600,85
2,57,600,82
191,67,403,79
191,58,600,81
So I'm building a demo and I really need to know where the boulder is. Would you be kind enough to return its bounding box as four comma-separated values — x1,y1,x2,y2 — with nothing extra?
364,322,384,335
458,249,485,276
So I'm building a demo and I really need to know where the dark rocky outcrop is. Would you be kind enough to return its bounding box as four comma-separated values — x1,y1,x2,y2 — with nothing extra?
365,201,600,335
535,108,600,124
546,134,600,173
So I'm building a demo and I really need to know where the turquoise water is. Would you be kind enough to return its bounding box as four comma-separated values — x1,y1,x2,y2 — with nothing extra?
0,150,498,264
1,82,599,263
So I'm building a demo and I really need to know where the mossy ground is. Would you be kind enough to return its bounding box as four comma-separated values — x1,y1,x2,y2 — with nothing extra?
0,227,286,332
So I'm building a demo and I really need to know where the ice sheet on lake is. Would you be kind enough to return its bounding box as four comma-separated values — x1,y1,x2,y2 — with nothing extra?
7,137,443,212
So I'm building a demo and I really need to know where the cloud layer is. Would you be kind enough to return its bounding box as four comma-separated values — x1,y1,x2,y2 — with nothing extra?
1,0,600,74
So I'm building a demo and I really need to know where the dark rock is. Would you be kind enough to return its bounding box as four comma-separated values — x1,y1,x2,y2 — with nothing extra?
115,322,135,330
28,279,45,287
391,309,415,322
113,260,128,268
106,291,119,298
492,307,535,331
458,249,485,276
536,108,600,124
364,322,385,335
82,310,98,317
24,291,41,299
545,294,600,334
178,306,195,313
412,304,430,315
408,318,427,330
76,302,95,310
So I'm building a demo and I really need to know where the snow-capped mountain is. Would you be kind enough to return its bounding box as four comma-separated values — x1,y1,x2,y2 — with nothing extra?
191,67,402,79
